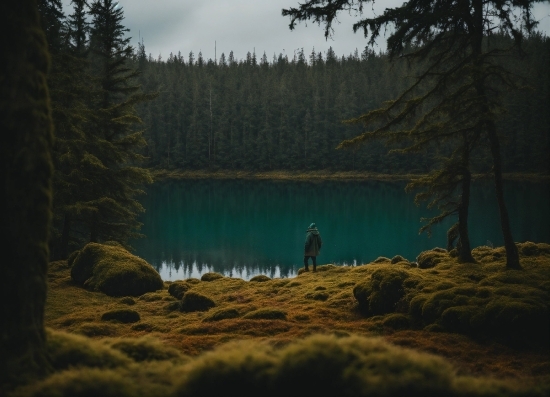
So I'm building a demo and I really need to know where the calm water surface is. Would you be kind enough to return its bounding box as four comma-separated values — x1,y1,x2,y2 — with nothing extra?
134,179,550,280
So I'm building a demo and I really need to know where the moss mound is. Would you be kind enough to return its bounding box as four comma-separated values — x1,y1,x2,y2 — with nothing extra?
243,308,287,320
391,255,408,264
180,291,216,312
174,334,539,397
107,337,184,362
70,243,163,297
250,275,271,282
101,309,141,323
417,249,450,269
200,272,224,281
119,297,135,305
202,307,240,322
46,329,131,370
353,267,409,315
167,281,191,299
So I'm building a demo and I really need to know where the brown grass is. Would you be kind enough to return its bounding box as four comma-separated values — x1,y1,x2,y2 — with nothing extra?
34,242,550,396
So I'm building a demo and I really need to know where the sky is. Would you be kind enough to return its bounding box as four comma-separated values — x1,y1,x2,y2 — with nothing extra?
61,0,550,62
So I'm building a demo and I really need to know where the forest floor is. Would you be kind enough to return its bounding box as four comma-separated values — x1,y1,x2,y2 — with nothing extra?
151,169,550,182
38,243,550,397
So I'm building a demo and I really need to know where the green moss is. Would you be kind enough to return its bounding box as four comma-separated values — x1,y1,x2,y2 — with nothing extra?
119,297,135,305
250,275,271,282
167,281,191,300
180,292,216,312
305,291,329,301
76,323,117,337
353,267,410,315
138,292,163,302
391,255,408,264
67,250,80,267
202,308,240,322
18,368,138,397
107,337,184,362
382,314,411,329
101,309,140,324
243,308,287,320
70,243,163,297
416,249,449,269
46,329,131,370
200,272,224,282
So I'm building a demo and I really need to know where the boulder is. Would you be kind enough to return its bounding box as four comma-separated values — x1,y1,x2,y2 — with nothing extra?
70,243,163,297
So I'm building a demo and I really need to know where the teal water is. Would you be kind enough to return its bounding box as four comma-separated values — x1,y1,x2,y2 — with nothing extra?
134,179,550,280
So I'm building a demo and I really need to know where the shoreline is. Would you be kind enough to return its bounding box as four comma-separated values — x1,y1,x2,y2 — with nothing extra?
150,169,550,182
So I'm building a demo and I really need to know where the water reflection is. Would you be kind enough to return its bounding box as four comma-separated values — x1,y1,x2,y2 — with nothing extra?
134,179,550,280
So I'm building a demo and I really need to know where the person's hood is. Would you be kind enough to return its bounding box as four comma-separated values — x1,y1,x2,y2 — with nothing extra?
307,227,320,235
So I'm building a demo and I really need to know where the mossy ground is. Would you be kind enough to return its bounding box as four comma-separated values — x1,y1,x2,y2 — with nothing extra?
27,242,550,396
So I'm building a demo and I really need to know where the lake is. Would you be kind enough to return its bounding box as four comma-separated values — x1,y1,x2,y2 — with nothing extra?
134,179,550,280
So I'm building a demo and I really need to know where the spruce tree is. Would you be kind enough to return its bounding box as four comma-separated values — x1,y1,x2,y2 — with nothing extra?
86,0,155,245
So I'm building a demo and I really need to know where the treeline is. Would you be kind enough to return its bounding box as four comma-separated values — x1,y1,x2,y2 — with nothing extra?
137,36,550,173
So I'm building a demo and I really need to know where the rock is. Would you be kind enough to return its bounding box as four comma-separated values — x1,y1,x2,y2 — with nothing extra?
70,243,163,297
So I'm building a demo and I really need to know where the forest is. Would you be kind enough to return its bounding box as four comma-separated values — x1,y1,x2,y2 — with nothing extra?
2,0,550,396
137,38,550,174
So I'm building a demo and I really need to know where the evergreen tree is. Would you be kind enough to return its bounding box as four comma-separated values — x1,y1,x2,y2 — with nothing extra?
283,0,544,268
86,0,155,245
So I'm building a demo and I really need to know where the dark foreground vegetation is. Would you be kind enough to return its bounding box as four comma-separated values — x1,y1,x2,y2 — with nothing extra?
8,241,546,396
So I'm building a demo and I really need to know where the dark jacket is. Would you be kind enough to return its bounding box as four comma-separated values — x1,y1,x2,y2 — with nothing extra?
304,227,322,256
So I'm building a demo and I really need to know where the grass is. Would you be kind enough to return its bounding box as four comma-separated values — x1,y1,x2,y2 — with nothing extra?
16,241,549,396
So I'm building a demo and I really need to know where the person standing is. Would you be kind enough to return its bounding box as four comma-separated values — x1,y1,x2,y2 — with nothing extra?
304,223,322,272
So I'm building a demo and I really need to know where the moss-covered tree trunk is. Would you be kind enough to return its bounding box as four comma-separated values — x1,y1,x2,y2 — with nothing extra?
0,0,54,391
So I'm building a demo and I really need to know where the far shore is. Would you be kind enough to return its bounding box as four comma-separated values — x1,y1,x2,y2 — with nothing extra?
151,169,550,182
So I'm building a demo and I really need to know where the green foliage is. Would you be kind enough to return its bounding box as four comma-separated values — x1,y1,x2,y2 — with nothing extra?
353,267,409,315
202,308,240,322
167,281,191,299
243,308,287,320
250,275,271,282
200,272,224,282
180,292,216,312
101,309,140,324
70,243,163,297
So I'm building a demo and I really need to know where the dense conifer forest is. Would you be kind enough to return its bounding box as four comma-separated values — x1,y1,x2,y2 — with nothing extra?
136,37,550,174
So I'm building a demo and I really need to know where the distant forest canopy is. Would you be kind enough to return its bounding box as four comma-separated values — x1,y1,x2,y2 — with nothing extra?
135,35,550,174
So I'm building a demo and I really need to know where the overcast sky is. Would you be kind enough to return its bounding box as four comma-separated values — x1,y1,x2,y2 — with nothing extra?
61,0,549,62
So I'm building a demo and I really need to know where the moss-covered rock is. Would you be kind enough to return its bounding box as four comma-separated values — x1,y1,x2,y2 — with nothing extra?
250,275,271,282
353,267,410,315
101,309,140,324
243,308,287,320
417,249,449,269
180,292,216,312
168,281,191,299
118,297,135,305
107,337,184,362
373,256,391,264
391,255,408,264
70,243,163,297
201,272,224,281
202,307,240,322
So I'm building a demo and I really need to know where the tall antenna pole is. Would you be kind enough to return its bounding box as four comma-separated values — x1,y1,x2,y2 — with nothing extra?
215,41,217,64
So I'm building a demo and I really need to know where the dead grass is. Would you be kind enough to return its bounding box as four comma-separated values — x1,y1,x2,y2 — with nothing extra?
28,242,550,396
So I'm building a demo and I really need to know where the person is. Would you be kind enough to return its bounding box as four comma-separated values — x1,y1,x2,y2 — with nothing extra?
304,223,322,272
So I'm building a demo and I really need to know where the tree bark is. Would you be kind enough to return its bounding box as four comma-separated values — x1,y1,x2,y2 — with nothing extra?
457,169,475,263
0,0,54,391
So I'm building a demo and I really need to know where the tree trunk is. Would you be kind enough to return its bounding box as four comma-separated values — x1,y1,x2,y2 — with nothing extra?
457,169,475,263
0,0,54,391
486,120,521,269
